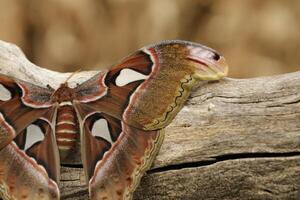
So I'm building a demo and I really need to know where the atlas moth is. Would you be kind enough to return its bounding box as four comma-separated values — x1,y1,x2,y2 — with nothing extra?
0,40,228,200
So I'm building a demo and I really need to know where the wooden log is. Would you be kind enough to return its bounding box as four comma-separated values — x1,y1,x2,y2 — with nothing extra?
0,40,299,200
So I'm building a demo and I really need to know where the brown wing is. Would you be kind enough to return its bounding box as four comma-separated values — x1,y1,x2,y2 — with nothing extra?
74,40,228,131
0,118,60,200
77,110,164,200
72,40,228,200
0,74,55,149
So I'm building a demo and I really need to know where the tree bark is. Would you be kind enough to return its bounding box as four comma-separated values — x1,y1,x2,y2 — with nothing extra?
0,40,299,200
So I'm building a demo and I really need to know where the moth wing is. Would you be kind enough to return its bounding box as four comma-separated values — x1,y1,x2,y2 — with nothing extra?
77,40,228,131
71,40,228,199
0,74,54,149
0,118,60,200
77,110,163,200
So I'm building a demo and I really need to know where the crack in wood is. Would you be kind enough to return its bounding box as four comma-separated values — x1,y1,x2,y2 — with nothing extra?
60,152,300,176
60,178,80,182
147,152,300,174
61,163,83,169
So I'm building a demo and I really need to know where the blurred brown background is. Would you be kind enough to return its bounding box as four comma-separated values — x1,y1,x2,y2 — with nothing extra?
0,0,299,78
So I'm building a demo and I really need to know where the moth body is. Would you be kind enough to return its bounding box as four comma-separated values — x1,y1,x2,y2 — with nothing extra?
55,104,79,160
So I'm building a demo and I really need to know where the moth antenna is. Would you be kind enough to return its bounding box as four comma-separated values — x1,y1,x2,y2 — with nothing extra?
64,69,82,84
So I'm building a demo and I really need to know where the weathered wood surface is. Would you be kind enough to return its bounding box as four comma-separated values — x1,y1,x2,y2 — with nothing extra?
0,40,299,200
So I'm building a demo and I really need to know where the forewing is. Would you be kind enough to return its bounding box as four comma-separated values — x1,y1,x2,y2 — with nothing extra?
71,40,228,199
76,40,228,130
0,74,54,149
78,111,164,200
0,118,60,200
